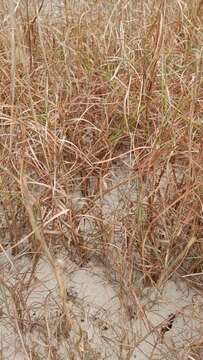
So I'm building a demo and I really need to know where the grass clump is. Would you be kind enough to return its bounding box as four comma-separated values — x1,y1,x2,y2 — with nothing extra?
0,0,203,359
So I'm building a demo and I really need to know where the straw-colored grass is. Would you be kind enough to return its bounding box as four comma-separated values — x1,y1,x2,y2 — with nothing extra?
0,0,203,358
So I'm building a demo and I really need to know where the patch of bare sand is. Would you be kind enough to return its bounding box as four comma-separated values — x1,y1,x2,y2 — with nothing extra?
0,255,203,359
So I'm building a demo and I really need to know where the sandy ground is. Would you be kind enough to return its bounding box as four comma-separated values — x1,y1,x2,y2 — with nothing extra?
1,158,203,359
1,255,203,359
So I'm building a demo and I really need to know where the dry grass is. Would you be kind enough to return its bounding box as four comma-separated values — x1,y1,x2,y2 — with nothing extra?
0,0,203,359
